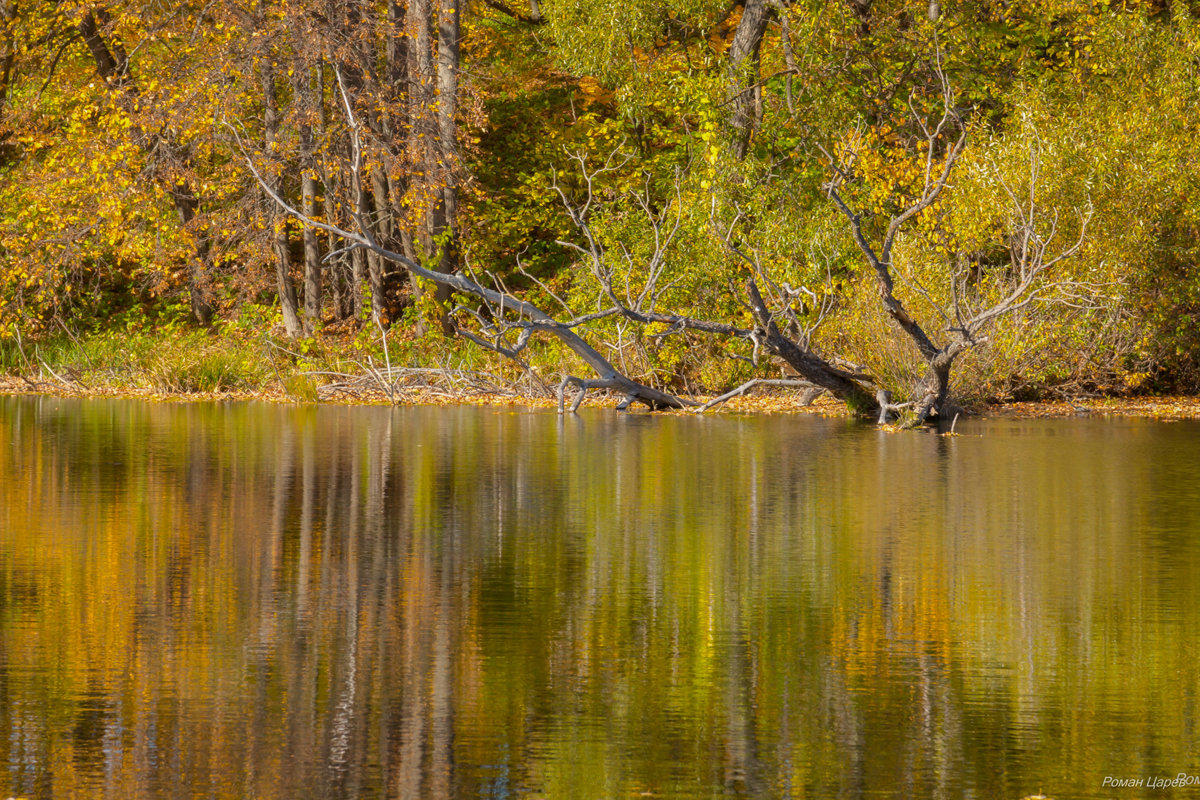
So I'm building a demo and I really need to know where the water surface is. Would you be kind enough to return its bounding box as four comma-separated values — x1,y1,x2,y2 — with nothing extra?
1,396,1198,799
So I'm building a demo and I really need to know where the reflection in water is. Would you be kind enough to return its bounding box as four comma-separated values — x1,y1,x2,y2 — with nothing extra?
1,397,1199,799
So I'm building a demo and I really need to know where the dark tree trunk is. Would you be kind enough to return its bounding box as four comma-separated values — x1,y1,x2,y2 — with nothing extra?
727,0,770,159
263,59,303,338
329,162,360,320
744,279,878,412
355,178,386,325
173,192,217,326
1,0,19,106
384,0,420,315
300,171,322,333
77,10,131,90
294,60,324,334
351,243,367,319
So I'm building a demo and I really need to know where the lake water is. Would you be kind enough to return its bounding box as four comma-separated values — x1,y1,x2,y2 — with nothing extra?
1,396,1198,799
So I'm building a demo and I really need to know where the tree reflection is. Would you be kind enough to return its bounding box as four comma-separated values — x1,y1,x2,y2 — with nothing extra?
0,398,1198,799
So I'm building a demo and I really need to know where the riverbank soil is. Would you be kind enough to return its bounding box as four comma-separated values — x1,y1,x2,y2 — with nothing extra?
5,373,1200,419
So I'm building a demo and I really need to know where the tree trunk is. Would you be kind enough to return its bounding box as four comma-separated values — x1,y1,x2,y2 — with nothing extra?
744,278,878,412
351,245,367,319
330,173,358,320
0,0,17,108
301,171,322,333
431,0,460,335
297,63,324,334
273,224,303,338
408,0,434,308
263,59,303,338
434,0,460,263
77,10,131,91
346,0,394,330
357,180,386,325
370,164,396,323
407,0,458,334
384,0,420,318
173,191,217,326
727,0,770,160
911,350,958,424
409,0,435,239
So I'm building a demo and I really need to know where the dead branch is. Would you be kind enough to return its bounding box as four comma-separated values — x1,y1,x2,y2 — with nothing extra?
694,378,818,412
552,157,754,341
826,76,1093,426
230,113,693,413
553,156,880,415
874,389,913,424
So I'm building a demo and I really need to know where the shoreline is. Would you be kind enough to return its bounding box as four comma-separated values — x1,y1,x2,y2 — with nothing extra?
5,375,1200,420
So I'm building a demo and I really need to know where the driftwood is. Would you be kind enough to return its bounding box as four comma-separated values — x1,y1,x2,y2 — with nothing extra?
303,367,517,401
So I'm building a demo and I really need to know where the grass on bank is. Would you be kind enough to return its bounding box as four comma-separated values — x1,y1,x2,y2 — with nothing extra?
2,302,1198,418
0,305,555,404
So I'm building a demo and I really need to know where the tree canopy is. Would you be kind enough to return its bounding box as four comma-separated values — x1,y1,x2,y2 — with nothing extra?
3,0,1200,413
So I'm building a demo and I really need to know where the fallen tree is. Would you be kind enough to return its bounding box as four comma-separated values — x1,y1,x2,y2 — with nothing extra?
233,69,884,415
238,57,1090,423
235,77,695,412
548,153,881,414
245,135,879,413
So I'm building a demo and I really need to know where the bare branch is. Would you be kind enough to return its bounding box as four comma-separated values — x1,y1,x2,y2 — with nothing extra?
480,0,544,24
230,122,690,411
555,163,755,340
694,378,817,412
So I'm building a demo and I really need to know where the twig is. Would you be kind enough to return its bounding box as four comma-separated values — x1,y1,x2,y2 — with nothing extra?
264,342,297,402
38,357,78,390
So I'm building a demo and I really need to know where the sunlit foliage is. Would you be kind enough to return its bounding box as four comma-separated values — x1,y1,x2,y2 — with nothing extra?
3,0,1200,398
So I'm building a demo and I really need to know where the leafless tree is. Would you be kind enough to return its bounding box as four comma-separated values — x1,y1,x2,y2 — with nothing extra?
237,90,694,411
824,60,1090,423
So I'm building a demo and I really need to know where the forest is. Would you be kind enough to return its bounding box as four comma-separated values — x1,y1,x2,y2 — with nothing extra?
2,0,1200,417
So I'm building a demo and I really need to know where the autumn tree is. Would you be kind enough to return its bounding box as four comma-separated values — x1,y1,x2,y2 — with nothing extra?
4,0,1200,411
74,6,218,324
0,1,229,333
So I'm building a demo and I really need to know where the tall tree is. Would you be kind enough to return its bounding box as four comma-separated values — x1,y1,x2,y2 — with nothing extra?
405,0,460,333
727,0,771,159
75,7,217,325
262,54,304,338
